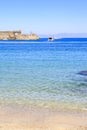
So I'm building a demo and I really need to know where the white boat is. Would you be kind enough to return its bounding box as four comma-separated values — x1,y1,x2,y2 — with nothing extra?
48,37,54,41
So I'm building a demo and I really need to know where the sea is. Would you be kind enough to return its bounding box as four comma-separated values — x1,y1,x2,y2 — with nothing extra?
0,38,87,112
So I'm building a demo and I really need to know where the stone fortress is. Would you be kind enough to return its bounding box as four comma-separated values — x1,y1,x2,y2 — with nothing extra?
0,30,39,40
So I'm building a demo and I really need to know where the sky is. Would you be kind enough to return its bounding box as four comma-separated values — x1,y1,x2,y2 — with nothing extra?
0,0,87,36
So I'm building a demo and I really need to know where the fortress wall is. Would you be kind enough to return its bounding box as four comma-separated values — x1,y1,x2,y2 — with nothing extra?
0,31,22,40
0,31,39,40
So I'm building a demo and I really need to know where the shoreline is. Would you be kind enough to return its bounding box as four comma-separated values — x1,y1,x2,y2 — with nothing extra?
0,104,87,130
0,41,87,130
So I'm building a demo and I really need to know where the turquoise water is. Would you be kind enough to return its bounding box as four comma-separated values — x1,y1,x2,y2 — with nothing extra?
0,39,87,111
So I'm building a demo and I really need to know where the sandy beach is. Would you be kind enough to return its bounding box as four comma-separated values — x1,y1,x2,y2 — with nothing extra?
0,104,87,130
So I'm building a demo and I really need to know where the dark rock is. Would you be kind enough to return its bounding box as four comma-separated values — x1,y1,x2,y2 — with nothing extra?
78,71,87,76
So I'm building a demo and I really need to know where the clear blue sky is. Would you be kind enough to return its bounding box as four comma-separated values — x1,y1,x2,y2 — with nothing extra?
0,0,87,35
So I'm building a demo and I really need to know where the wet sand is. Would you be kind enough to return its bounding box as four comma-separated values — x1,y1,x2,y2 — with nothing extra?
0,104,87,130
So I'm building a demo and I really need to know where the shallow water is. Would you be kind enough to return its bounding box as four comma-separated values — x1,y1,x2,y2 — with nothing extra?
0,39,87,111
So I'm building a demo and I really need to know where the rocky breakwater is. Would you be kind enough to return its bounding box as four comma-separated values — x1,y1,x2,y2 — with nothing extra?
16,33,40,40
